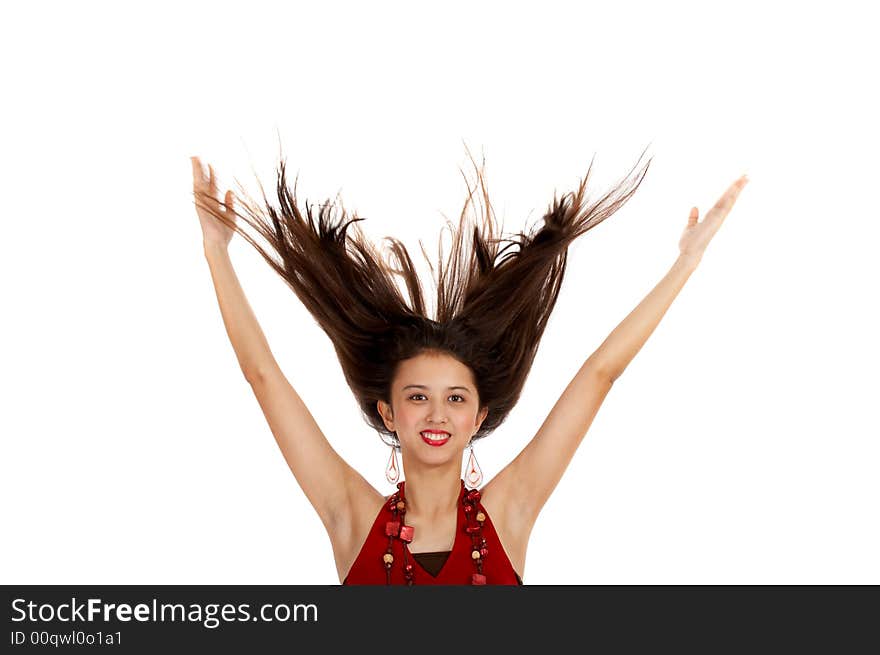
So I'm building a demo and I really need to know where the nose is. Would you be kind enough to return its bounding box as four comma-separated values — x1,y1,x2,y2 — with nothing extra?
427,399,448,424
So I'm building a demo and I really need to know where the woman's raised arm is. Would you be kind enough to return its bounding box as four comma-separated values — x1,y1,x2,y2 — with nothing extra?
483,175,750,540
192,157,382,539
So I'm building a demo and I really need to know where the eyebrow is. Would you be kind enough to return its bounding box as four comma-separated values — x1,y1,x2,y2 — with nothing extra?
402,384,472,393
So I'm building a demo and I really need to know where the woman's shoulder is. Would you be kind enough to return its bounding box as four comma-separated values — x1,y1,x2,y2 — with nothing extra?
328,479,387,583
322,474,385,541
479,471,534,578
351,479,388,522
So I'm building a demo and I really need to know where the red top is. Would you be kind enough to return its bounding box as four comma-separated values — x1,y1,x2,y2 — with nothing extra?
343,479,522,585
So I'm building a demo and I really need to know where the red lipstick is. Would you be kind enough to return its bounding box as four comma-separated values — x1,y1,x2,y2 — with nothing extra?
420,430,451,446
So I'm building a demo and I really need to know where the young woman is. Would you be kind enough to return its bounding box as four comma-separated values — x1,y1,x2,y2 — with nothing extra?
190,148,748,585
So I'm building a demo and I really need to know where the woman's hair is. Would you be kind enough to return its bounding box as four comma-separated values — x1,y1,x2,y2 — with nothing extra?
194,144,652,446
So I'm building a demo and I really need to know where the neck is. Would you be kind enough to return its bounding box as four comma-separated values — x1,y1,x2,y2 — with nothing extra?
402,469,461,520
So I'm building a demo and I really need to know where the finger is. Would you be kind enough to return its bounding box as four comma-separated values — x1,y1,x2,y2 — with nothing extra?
190,156,207,186
208,163,217,192
729,175,748,198
687,207,699,227
711,176,749,215
730,174,749,194
224,189,235,214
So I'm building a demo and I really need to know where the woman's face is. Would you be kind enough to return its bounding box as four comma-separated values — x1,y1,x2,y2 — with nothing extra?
377,351,488,471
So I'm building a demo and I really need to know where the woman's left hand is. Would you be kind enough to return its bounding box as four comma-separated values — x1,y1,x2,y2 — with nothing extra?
679,174,749,263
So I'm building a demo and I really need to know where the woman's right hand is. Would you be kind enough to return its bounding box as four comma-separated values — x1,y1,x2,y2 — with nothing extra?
191,156,237,249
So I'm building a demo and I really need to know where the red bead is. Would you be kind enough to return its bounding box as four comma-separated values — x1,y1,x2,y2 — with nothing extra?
404,564,414,573
471,573,486,585
480,547,489,557
466,489,481,503
398,525,415,542
463,504,473,514
465,525,481,534
385,521,400,537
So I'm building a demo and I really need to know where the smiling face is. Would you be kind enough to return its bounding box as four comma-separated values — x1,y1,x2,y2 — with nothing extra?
377,350,489,473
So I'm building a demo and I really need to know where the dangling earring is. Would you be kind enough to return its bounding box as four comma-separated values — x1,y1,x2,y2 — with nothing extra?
385,444,400,484
464,440,483,490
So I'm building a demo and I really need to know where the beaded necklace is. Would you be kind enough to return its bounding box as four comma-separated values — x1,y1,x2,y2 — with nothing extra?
382,479,489,585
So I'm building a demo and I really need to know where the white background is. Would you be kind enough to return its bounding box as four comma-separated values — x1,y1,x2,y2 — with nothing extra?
1,0,877,584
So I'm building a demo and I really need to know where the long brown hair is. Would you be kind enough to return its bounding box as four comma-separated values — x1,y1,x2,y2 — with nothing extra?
194,144,652,446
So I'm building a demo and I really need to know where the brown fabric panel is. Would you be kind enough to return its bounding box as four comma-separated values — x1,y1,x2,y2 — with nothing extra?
410,550,451,577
